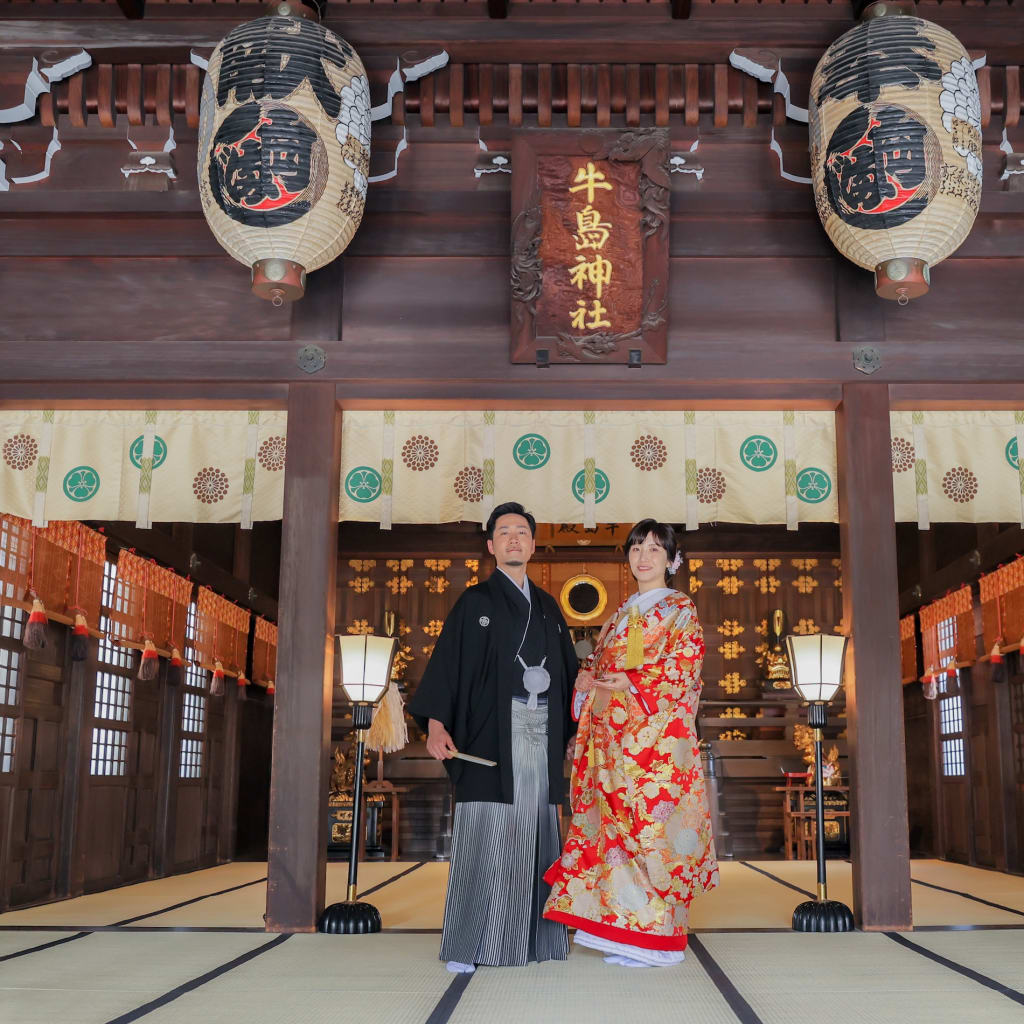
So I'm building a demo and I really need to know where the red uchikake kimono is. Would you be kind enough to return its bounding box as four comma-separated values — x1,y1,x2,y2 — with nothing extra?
542,590,719,952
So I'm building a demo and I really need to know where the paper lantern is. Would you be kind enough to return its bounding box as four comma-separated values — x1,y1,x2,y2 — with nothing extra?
809,3,981,303
198,5,370,303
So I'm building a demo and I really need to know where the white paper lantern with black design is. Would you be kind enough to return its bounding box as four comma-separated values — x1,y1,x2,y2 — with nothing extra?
808,2,981,302
197,6,370,303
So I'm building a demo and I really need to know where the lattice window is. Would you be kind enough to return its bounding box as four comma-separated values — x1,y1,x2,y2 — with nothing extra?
179,738,203,780
0,645,20,708
90,727,127,776
94,671,132,723
182,691,206,736
939,694,966,778
937,616,957,660
1,598,23,641
941,738,965,778
0,715,15,773
179,601,206,778
98,561,133,671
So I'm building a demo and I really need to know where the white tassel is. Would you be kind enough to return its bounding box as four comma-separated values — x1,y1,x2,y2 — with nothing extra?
366,681,409,754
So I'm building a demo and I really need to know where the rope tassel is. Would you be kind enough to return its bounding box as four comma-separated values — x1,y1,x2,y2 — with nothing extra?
138,637,159,681
24,596,48,651
167,647,184,688
71,611,90,662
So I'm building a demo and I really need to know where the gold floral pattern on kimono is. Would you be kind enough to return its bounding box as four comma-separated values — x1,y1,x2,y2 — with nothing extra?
542,591,719,951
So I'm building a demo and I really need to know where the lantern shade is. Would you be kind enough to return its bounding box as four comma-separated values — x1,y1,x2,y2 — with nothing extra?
338,634,397,705
197,13,370,302
786,633,848,704
808,10,981,301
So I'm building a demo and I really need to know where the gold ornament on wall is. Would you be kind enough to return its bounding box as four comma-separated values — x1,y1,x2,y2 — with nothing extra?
721,672,746,695
348,576,374,593
718,641,747,661
793,575,818,595
346,619,373,635
720,619,744,637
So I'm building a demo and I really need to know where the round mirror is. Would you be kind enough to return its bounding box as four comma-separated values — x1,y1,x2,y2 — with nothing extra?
559,574,608,624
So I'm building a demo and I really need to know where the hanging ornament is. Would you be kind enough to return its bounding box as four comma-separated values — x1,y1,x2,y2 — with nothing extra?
989,639,1006,684
236,669,249,701
24,596,48,651
211,659,226,697
266,678,276,696
168,646,185,688
197,3,370,303
71,611,90,662
366,680,409,754
922,665,938,700
944,657,958,680
138,637,160,681
808,2,981,302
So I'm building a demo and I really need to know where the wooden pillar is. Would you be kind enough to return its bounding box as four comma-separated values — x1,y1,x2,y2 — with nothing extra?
265,382,341,932
836,382,912,929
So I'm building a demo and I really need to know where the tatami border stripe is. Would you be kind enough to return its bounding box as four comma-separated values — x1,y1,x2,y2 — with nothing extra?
0,930,90,962
885,931,1024,1007
688,935,767,1024
423,970,475,1024
101,933,291,1024
112,875,269,926
910,877,1024,918
358,861,428,900
738,861,816,900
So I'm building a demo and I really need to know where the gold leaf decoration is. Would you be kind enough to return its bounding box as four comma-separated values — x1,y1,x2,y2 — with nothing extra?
465,559,480,572
721,672,745,695
348,577,374,594
754,642,768,658
689,576,703,592
720,619,744,637
425,559,451,572
754,575,780,595
793,575,818,594
390,643,414,682
422,619,444,638
422,643,436,658
718,641,746,660
718,729,747,741
791,558,819,571
717,576,742,596
688,559,704,572
386,559,414,572
425,576,450,594
347,619,373,635
715,558,743,572
831,558,842,569
793,618,820,635
723,707,744,719
755,618,768,637
753,558,781,572
348,559,377,572
466,576,479,588
386,576,413,595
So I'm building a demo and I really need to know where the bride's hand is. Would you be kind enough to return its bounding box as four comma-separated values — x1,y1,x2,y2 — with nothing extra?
575,669,597,693
593,671,631,692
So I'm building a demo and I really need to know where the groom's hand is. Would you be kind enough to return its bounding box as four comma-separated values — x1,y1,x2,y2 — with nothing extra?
427,718,458,760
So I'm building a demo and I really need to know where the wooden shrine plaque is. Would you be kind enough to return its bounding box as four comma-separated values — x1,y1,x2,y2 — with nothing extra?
510,129,670,365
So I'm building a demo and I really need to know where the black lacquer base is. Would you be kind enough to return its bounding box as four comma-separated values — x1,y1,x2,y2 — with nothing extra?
792,899,855,932
318,901,382,934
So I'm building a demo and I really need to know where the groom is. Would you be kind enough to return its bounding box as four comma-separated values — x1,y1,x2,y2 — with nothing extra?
409,501,578,971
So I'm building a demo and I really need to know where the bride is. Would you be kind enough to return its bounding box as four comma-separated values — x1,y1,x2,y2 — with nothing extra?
542,519,719,967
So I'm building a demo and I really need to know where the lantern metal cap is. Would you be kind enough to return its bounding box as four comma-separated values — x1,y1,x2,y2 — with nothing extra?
251,259,307,305
874,258,930,304
266,1,319,20
860,1,916,19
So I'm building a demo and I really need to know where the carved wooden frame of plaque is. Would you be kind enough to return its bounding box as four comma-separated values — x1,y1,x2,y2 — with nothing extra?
510,129,670,365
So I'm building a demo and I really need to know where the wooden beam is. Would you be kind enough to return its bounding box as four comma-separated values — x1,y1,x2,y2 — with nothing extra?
115,0,146,19
671,0,692,19
487,0,509,18
836,381,912,930
265,382,341,932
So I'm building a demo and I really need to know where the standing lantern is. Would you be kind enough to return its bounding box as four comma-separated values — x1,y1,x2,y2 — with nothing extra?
198,4,370,304
809,1,981,303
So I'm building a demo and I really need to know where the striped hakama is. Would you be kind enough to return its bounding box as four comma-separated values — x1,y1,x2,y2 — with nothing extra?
440,702,569,966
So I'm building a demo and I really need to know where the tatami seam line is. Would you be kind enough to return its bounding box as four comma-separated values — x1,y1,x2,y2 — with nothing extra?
111,876,269,926
885,931,1024,1007
0,930,91,963
688,935,767,1024
910,877,1024,918
357,860,429,900
100,932,292,1024
737,861,816,900
423,970,475,1024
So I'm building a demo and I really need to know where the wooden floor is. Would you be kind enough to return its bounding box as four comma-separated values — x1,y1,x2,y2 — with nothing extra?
1,859,1023,1023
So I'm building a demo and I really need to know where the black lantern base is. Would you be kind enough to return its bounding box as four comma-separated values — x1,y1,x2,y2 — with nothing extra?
792,899,855,932
318,900,382,934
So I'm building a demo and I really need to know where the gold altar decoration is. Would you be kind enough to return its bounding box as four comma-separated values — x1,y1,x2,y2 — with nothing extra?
809,4,981,301
761,608,792,690
794,723,841,786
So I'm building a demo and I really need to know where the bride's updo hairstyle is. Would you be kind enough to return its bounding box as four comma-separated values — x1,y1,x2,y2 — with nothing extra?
625,519,681,586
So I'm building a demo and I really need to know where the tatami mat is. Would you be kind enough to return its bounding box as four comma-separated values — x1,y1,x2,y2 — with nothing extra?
898,929,1024,993
699,931,1024,1024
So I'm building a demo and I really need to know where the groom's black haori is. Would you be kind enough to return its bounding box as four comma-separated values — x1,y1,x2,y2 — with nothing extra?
408,502,578,966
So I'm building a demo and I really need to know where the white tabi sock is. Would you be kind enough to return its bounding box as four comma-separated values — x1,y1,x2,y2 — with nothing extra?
446,961,476,974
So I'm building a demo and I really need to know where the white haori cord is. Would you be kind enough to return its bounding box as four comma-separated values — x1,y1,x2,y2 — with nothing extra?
574,930,685,968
